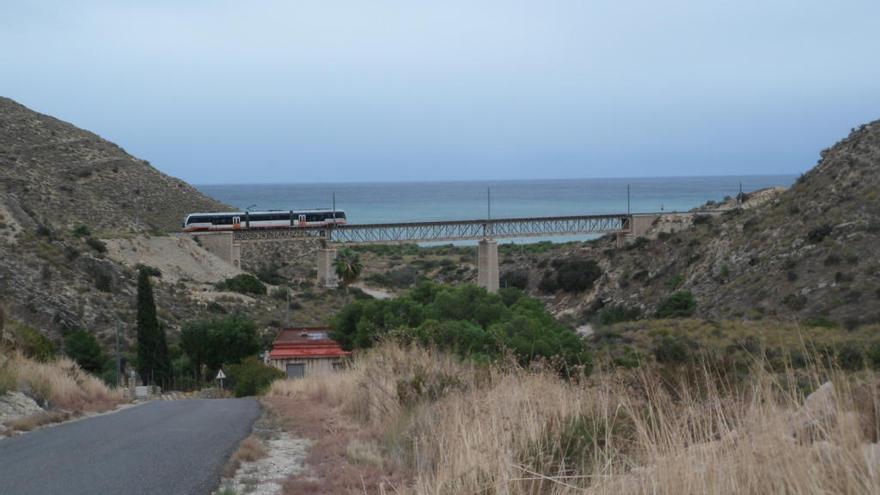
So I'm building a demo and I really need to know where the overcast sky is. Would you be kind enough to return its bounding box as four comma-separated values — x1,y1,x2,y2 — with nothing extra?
2,1,879,184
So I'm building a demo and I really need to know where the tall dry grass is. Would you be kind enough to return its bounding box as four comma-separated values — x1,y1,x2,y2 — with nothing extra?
3,352,126,412
268,343,880,494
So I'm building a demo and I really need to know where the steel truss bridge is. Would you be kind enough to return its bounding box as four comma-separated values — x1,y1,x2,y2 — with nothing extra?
232,213,634,244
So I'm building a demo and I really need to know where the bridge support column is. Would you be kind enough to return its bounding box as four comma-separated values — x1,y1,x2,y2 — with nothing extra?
317,248,338,288
477,239,499,293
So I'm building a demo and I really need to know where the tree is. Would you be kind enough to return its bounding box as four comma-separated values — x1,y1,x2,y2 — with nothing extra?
180,316,261,381
136,269,171,386
331,282,592,374
334,248,363,288
64,330,105,373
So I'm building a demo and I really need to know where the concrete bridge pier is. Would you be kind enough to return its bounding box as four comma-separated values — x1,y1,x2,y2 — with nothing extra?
477,238,499,293
317,248,339,288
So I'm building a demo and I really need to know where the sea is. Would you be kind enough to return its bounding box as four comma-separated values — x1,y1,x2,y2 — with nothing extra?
197,175,796,244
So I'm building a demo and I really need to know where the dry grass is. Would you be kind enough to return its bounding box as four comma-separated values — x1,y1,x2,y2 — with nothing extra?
7,410,72,432
224,435,268,477
5,352,126,412
268,343,880,495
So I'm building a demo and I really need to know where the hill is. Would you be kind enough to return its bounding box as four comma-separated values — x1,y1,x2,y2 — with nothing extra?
0,98,271,347
0,97,227,234
515,120,880,327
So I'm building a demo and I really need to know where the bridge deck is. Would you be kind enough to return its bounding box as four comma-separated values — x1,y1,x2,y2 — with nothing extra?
232,213,638,243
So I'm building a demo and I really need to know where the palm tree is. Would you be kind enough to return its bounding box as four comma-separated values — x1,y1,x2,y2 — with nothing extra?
334,248,363,289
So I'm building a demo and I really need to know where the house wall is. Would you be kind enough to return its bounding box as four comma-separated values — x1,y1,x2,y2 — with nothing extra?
270,357,340,377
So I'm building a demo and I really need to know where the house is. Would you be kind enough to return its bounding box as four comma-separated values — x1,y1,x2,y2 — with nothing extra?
268,327,350,378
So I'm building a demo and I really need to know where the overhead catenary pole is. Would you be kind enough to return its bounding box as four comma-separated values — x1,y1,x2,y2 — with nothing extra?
487,187,491,220
627,184,631,214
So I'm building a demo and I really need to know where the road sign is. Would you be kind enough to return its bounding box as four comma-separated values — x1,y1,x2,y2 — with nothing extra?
216,369,226,390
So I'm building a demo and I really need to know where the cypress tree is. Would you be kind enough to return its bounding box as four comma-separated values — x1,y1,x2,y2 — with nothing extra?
136,269,160,385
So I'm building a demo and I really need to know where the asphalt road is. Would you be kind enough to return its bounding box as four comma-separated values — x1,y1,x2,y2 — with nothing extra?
0,399,260,495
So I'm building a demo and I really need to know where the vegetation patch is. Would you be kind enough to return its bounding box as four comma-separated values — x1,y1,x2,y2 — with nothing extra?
216,273,267,295
332,282,591,373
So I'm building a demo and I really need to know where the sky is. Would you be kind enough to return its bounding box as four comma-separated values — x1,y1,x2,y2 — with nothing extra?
1,1,879,184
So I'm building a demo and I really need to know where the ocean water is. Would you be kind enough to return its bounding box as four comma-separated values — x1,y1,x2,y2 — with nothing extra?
197,175,795,243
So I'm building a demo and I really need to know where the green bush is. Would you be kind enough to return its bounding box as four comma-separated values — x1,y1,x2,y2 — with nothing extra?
653,334,697,364
332,282,592,373
216,274,266,295
227,357,285,397
539,259,602,293
255,263,285,285
500,270,529,290
16,324,57,361
0,364,16,395
597,305,641,325
836,343,865,371
71,224,91,238
867,342,880,371
63,330,105,373
655,291,696,318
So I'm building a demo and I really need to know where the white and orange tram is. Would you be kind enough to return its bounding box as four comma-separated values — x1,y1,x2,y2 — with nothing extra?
183,209,346,231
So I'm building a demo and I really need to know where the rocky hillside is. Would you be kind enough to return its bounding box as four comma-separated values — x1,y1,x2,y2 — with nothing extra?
0,98,278,348
0,97,227,234
520,120,880,327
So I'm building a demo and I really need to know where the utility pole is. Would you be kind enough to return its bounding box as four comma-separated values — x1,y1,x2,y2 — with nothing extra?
332,192,336,222
487,187,491,220
738,181,743,208
115,322,121,387
627,184,631,214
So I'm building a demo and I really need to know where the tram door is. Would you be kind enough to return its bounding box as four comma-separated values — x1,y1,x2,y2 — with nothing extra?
298,214,307,227
232,216,241,229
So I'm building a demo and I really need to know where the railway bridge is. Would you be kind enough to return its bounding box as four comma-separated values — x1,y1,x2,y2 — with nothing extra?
190,213,667,293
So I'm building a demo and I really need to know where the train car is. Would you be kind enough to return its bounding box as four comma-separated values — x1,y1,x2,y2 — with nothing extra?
183,209,346,231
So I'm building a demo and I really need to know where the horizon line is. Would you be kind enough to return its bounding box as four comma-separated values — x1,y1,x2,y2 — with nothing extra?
193,172,798,188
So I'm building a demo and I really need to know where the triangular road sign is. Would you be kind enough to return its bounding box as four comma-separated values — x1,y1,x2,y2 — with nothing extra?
216,369,226,380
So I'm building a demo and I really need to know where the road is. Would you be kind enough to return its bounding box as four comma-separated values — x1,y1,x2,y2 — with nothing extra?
0,399,260,495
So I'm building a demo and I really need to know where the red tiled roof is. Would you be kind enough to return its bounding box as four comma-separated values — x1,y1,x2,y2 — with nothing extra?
269,327,351,359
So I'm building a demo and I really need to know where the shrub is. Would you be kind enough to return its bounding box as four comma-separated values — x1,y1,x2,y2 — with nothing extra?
270,287,289,301
216,274,266,295
626,237,649,250
255,263,285,285
655,291,696,318
782,294,807,311
85,237,107,253
500,270,529,290
16,324,57,361
867,342,880,371
667,274,684,290
540,259,602,293
136,264,162,278
71,224,91,238
806,224,832,243
836,343,865,371
653,335,697,364
824,254,842,266
597,305,641,325
0,364,15,395
227,357,285,397
692,214,713,225
332,282,591,373
63,330,105,374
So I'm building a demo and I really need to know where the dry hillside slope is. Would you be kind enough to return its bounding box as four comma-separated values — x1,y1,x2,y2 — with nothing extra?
538,120,880,326
0,97,228,234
